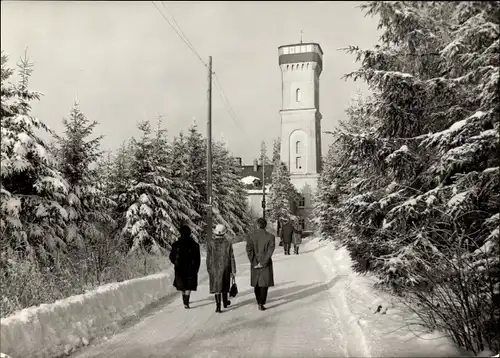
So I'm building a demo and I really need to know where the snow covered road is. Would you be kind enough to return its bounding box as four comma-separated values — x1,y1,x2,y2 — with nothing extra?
72,238,349,358
71,237,466,358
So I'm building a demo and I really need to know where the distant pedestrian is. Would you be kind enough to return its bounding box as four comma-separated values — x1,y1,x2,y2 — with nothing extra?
206,224,237,313
246,217,275,311
280,217,294,255
169,225,201,309
291,216,303,255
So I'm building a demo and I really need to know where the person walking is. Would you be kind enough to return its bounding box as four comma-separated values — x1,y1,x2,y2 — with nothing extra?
206,224,237,313
291,216,303,255
169,225,201,309
246,218,275,311
280,217,294,255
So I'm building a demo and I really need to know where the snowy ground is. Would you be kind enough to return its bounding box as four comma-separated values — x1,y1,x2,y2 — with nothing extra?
71,237,469,358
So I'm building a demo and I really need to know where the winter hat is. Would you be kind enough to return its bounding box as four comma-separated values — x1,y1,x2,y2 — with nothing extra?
213,224,227,236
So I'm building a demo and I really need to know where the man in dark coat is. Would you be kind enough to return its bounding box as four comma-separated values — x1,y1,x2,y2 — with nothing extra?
280,217,294,255
169,225,201,309
246,217,275,311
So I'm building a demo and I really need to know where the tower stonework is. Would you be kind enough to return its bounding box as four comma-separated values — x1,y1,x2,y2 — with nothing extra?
278,42,323,233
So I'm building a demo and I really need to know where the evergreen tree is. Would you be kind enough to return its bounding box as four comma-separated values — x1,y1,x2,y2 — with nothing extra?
107,141,134,234
211,139,251,237
182,123,250,240
0,52,69,258
266,162,297,223
271,138,281,165
185,122,208,240
56,102,115,249
151,118,200,241
124,122,189,252
266,138,299,224
169,132,203,240
314,1,499,352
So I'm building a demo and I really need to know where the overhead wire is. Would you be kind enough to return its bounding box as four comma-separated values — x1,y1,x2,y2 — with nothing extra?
212,73,253,148
160,2,203,65
152,1,253,149
151,1,206,67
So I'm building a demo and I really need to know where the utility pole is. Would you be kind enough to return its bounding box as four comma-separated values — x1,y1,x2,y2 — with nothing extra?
261,141,266,220
206,56,213,242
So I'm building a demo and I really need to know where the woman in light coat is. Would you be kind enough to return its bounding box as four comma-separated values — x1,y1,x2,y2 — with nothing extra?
292,216,303,255
206,224,237,313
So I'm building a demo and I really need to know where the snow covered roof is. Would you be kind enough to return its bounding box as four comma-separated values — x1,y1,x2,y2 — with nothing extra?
237,165,273,187
241,176,260,185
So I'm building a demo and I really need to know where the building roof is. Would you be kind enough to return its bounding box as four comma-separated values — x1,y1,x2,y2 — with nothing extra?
238,165,274,188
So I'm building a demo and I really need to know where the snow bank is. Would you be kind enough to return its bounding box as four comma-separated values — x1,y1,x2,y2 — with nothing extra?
309,238,470,357
0,265,175,358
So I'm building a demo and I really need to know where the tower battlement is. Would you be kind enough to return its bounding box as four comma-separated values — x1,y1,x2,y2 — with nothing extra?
278,43,323,74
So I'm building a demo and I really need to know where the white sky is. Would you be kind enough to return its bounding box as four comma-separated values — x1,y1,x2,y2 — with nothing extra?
1,1,380,164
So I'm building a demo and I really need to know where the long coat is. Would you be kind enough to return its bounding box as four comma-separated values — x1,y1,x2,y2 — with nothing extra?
206,236,237,294
169,236,201,291
246,228,275,287
292,231,303,245
280,222,294,244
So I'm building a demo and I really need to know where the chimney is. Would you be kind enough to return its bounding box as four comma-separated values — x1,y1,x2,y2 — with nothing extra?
253,158,258,172
233,157,242,167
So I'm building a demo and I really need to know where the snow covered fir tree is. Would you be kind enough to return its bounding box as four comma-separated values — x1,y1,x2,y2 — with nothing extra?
267,138,300,224
314,1,499,353
0,52,252,318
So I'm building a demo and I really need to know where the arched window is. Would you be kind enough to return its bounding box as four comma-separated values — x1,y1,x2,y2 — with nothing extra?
295,141,301,154
295,157,302,170
296,88,301,102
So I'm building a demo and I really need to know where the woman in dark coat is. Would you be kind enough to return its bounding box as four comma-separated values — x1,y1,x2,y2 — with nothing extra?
280,217,294,255
206,224,237,313
169,225,201,309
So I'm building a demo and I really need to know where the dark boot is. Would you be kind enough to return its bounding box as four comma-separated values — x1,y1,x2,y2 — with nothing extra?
182,294,190,309
215,294,222,313
222,292,231,308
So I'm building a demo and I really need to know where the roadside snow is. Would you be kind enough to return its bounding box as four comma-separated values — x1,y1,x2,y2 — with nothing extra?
1,265,176,358
310,237,470,357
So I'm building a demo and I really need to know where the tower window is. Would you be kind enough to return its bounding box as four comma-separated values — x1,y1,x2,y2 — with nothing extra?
296,157,302,169
296,88,301,102
299,217,305,230
296,141,301,154
299,195,305,207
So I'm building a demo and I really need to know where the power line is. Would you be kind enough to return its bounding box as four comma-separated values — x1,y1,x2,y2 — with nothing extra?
152,2,251,148
151,1,206,67
213,73,241,127
213,73,250,139
160,2,202,64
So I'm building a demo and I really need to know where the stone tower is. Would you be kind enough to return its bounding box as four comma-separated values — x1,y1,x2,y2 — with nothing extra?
278,42,323,232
